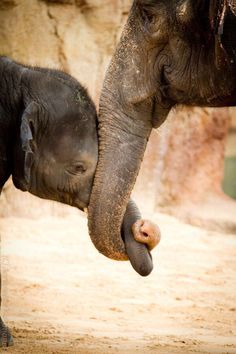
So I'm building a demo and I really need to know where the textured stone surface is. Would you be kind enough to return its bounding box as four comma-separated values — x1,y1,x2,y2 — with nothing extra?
229,108,236,129
157,107,229,205
134,107,230,208
0,0,129,103
0,0,19,10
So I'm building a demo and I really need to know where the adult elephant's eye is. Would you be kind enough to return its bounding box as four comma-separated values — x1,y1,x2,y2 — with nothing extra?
68,163,86,175
139,2,157,25
140,7,155,24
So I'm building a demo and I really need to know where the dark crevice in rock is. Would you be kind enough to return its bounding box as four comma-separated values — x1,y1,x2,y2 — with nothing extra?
41,0,90,11
46,6,69,72
0,0,19,10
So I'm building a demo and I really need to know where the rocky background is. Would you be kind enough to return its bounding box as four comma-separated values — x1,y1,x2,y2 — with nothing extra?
0,0,235,227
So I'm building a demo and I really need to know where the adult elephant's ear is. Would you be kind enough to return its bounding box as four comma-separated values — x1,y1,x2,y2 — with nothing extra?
20,102,39,189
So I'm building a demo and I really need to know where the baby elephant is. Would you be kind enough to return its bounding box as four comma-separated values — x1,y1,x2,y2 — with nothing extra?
0,57,160,346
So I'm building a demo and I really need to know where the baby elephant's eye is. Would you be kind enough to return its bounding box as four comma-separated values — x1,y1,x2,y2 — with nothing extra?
68,163,86,175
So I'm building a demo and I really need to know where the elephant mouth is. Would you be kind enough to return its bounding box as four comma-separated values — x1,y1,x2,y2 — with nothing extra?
12,176,28,192
209,0,236,65
209,0,223,32
210,0,235,34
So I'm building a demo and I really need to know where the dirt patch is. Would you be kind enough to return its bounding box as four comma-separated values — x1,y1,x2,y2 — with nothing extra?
1,210,236,353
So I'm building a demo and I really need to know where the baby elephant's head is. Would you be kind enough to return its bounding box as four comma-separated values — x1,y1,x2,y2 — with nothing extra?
12,68,98,211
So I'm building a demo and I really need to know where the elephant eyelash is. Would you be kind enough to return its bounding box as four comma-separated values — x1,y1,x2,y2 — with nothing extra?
140,7,156,24
137,1,158,24
66,163,86,176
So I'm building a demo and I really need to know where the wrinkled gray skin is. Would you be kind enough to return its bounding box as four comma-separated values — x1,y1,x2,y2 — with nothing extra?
0,57,153,346
88,0,236,260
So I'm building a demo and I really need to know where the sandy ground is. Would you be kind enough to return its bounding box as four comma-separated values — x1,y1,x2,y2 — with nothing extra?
1,208,236,354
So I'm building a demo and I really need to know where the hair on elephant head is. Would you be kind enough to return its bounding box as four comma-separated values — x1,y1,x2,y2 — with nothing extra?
88,0,236,260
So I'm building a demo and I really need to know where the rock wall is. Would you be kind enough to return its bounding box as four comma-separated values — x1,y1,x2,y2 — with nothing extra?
0,0,130,103
134,107,230,210
0,0,232,218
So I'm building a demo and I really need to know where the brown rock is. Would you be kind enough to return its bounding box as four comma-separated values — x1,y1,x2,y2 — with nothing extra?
134,107,230,207
0,0,19,10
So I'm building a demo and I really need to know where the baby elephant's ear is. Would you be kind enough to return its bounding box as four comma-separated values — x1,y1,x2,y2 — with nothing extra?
20,102,39,188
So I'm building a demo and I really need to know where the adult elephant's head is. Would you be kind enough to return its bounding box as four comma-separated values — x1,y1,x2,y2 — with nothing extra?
88,0,236,260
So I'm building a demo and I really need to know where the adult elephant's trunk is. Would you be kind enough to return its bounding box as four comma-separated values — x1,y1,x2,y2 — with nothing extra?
88,108,152,260
88,5,157,260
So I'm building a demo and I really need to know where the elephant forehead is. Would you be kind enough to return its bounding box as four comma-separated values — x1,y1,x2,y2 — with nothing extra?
42,131,98,162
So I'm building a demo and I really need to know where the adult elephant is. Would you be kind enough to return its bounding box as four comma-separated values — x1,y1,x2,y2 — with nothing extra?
88,0,236,260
